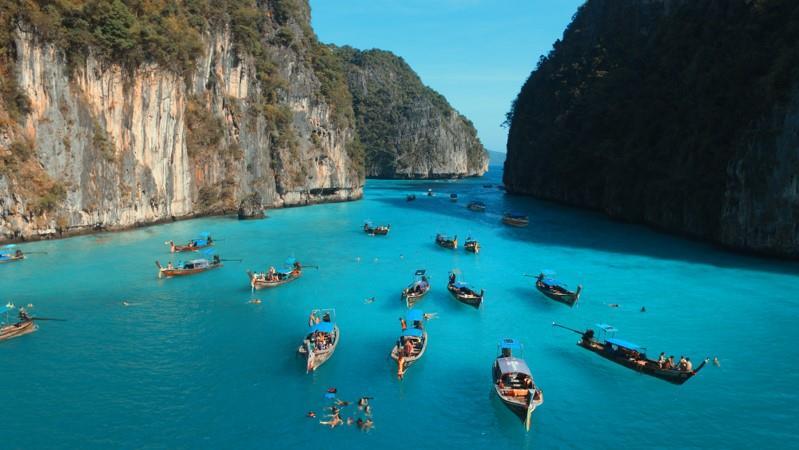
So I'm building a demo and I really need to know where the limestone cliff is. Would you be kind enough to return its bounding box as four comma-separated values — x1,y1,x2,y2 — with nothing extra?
505,0,799,258
335,46,488,179
0,0,363,240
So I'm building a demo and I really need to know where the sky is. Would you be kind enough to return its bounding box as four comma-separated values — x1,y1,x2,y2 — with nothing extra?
309,0,584,152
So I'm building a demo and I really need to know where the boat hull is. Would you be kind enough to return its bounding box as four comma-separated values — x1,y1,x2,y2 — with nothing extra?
535,282,579,307
171,244,212,253
158,263,222,278
0,255,24,264
0,320,38,342
298,325,339,372
248,270,301,289
577,340,705,384
448,284,483,308
502,217,529,227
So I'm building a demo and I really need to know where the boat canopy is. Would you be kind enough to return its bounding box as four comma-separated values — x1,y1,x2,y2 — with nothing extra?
198,232,211,238
402,328,424,338
606,337,642,351
310,322,334,334
0,305,11,314
596,323,618,333
496,357,532,375
284,257,297,267
543,278,568,289
452,281,470,289
200,248,215,257
406,309,424,322
414,269,426,276
192,239,209,246
2,244,16,249
499,338,521,350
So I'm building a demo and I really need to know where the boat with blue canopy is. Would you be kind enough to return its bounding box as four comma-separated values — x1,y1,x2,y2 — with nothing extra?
297,309,339,373
502,211,529,227
247,257,303,289
166,232,214,253
0,244,24,264
401,269,431,308
552,322,708,385
534,272,582,307
447,272,484,308
390,309,428,379
492,338,543,431
155,249,222,278
0,302,37,342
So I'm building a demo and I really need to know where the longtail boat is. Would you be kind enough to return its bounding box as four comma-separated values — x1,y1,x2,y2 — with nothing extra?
447,273,484,308
297,309,339,373
435,233,458,249
167,232,213,253
0,245,24,264
156,250,222,278
401,269,430,308
0,304,37,342
467,201,486,212
363,221,390,236
390,310,428,379
450,193,458,202
247,258,302,289
502,212,529,227
493,339,543,431
464,237,480,254
535,273,581,307
552,323,708,385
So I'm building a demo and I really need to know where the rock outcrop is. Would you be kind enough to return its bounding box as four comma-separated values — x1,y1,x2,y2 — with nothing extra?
504,0,799,258
0,0,362,241
335,46,488,179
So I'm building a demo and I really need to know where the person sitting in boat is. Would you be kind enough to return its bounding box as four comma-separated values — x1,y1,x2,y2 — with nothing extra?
581,328,595,346
267,266,276,281
322,312,331,322
449,273,456,285
678,356,686,370
15,249,23,258
501,346,512,358
419,276,429,291
167,261,174,270
18,307,31,322
658,352,666,368
683,357,693,372
403,338,414,356
413,319,423,330
213,255,220,264
293,261,302,274
664,355,675,369
363,223,370,232
207,236,213,244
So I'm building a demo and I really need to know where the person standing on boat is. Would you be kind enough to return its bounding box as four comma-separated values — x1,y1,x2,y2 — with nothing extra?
665,355,675,369
449,273,456,285
658,352,666,368
684,358,693,372
18,307,31,323
167,261,174,270
581,329,595,346
403,338,414,357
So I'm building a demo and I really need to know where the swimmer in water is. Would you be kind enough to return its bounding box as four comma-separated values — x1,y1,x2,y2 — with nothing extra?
608,303,620,308
640,306,646,312
249,299,262,304
306,411,316,418
357,397,370,410
364,297,376,304
713,356,720,367
423,312,438,320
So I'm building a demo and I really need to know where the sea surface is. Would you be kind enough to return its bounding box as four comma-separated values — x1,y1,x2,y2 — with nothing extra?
2,167,798,449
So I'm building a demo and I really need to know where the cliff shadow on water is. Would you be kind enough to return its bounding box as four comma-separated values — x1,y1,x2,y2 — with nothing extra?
371,169,799,276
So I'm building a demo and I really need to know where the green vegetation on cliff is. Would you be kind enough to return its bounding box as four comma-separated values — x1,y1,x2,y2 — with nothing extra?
505,0,799,241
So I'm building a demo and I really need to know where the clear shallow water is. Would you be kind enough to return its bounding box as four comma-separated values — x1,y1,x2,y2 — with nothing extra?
2,167,799,449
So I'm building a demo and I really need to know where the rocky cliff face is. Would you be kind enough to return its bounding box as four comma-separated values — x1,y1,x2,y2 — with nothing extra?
505,0,799,257
0,1,362,240
335,47,488,179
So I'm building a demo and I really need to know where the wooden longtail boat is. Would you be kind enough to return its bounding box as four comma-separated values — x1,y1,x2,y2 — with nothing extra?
493,339,543,431
435,233,458,249
535,273,581,307
247,258,302,289
553,323,708,385
297,309,339,373
447,273,484,308
156,254,222,278
450,193,458,202
464,238,480,254
363,222,390,236
467,201,486,212
0,249,24,264
401,269,430,308
167,232,213,253
502,212,529,227
390,310,428,379
0,305,37,342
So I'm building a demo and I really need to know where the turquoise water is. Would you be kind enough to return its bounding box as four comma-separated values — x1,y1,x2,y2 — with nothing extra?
2,167,799,449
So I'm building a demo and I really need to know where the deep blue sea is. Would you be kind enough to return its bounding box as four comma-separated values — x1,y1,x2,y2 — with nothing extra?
2,167,798,449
